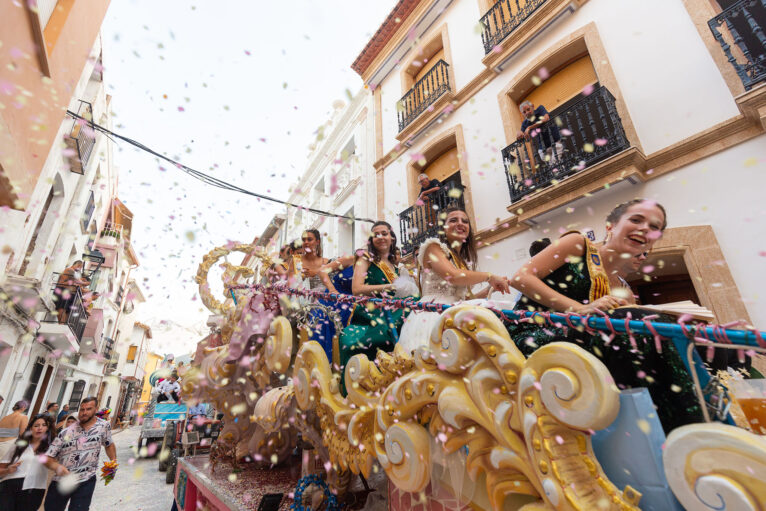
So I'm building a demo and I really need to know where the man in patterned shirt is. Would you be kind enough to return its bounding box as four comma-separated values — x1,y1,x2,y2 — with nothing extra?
43,396,117,511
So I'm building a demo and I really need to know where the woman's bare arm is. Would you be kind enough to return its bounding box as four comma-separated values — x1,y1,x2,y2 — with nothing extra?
351,258,393,296
510,233,624,313
424,244,509,292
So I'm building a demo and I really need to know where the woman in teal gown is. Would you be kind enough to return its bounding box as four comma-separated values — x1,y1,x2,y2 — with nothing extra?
338,221,405,373
508,199,704,432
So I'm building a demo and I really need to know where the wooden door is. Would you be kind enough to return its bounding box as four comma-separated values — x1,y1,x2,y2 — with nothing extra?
31,365,54,416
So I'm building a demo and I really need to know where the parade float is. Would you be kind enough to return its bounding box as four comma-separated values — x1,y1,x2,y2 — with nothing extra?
172,242,766,511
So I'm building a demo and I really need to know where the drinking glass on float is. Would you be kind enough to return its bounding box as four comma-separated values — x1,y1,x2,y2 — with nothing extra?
729,378,766,434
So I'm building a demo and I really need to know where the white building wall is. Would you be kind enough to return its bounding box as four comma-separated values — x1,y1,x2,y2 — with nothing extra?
375,0,745,231
281,90,377,260
476,135,766,328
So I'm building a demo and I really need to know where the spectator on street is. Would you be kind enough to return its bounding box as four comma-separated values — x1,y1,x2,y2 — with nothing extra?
0,413,56,510
0,401,29,445
43,397,116,511
157,373,181,403
56,405,69,425
517,100,564,165
44,403,59,419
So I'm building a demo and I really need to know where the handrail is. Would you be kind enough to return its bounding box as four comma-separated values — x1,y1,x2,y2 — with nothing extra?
480,0,547,54
502,85,629,203
238,283,766,348
708,0,766,90
397,59,451,132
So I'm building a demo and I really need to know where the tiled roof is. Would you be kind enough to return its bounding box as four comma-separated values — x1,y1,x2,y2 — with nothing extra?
351,0,421,77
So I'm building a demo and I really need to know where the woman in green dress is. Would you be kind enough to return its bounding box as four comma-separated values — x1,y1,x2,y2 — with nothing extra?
338,221,405,373
508,199,704,432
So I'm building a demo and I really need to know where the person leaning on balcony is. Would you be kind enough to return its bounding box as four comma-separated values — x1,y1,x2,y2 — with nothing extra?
55,260,89,324
0,401,29,446
516,100,564,164
507,199,705,433
416,174,442,227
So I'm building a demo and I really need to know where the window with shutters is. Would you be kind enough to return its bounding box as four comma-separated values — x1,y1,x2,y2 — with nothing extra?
68,380,86,409
127,345,138,363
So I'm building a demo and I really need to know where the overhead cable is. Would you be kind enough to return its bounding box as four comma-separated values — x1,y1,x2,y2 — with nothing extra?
65,110,375,224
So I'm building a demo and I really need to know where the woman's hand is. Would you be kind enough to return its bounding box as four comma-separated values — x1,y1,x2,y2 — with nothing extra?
574,295,627,314
487,274,511,294
5,461,21,475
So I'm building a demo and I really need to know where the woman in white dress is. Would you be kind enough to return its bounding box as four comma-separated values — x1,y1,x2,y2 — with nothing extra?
0,413,55,510
398,206,511,354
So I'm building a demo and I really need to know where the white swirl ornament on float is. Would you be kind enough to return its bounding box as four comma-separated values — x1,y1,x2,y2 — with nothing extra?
664,423,766,511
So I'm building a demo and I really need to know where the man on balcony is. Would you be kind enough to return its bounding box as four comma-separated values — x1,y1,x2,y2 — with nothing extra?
55,260,88,324
517,100,564,166
416,174,442,227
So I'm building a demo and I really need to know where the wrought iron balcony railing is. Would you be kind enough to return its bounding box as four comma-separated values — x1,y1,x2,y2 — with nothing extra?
502,86,629,204
399,182,465,255
398,60,451,132
480,0,547,55
65,102,96,175
102,337,115,361
42,284,90,343
708,0,766,90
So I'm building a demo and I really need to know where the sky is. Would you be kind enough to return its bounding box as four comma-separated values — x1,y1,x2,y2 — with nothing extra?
101,0,395,356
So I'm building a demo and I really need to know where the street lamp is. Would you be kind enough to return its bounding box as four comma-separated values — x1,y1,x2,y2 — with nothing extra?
82,250,105,279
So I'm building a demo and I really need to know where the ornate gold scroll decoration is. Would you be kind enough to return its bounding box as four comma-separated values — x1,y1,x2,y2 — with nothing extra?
664,423,766,510
194,243,271,317
262,304,641,510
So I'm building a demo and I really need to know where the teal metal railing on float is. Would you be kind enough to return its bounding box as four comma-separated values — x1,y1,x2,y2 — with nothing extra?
234,283,766,424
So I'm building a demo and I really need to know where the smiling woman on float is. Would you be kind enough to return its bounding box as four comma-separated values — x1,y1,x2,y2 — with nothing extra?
338,221,407,374
397,206,511,354
508,198,704,432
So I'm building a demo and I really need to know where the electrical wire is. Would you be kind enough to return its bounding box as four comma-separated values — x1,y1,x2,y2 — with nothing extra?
65,110,375,224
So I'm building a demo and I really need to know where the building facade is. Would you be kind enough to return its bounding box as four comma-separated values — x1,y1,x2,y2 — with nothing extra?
276,90,378,257
351,0,766,330
0,1,157,418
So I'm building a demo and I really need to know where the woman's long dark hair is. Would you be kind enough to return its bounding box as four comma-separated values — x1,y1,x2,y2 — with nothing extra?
303,229,323,257
10,413,55,463
439,206,477,269
366,221,398,264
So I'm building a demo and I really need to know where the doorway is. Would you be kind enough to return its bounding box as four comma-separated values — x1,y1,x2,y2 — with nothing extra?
31,364,54,417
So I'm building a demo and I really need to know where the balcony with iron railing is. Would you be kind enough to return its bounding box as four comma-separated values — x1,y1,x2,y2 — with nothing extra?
399,182,465,255
102,337,115,360
398,60,452,133
708,0,766,91
65,102,96,175
39,283,90,350
502,86,629,204
480,0,547,54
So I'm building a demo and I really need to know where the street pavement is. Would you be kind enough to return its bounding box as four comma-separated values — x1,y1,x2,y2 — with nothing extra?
90,425,175,511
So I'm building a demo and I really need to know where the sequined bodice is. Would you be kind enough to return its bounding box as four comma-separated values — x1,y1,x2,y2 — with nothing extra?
417,238,468,304
420,268,467,304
